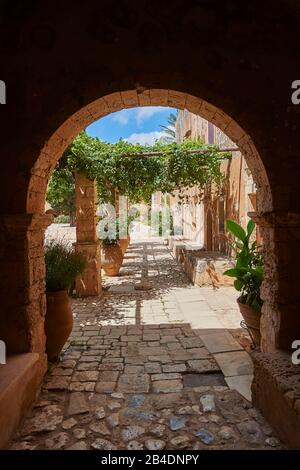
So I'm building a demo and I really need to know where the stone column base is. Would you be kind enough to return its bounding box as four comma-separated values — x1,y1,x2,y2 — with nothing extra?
74,241,102,296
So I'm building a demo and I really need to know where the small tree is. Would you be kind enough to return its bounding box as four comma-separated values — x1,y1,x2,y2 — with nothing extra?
159,111,178,142
46,168,76,226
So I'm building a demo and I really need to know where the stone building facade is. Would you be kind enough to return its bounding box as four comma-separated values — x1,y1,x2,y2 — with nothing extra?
175,110,259,252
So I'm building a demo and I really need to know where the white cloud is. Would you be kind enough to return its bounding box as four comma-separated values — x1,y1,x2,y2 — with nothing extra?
125,131,167,146
135,106,169,125
111,109,130,125
110,106,174,127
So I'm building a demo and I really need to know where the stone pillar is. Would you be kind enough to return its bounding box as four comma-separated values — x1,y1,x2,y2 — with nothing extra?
251,211,300,351
0,213,52,356
74,172,101,296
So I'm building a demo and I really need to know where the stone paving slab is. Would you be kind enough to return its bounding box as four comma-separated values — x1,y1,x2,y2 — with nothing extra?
187,314,224,330
225,375,253,402
200,331,244,354
215,351,254,377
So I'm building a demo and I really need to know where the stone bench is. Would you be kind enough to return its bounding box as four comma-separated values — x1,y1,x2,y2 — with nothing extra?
252,350,300,449
0,353,45,448
183,249,234,287
167,237,234,287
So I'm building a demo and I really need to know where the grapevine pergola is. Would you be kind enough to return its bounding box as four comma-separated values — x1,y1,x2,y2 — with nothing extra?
119,147,238,158
47,132,237,212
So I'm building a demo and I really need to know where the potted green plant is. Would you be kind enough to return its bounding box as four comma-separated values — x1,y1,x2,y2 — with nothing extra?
118,235,129,255
102,237,123,276
118,211,139,253
45,240,86,362
100,220,123,276
117,217,129,255
224,219,263,347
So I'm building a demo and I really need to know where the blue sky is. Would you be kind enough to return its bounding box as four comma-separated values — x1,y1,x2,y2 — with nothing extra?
86,106,177,145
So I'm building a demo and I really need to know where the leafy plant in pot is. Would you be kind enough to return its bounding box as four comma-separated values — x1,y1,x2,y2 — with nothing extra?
117,211,140,254
224,219,264,348
101,234,123,276
117,217,130,255
45,240,86,362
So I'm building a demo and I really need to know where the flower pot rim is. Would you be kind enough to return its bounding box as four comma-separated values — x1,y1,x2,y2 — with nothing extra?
237,298,262,315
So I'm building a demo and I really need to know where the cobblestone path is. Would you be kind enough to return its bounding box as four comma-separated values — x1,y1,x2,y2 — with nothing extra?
9,241,282,450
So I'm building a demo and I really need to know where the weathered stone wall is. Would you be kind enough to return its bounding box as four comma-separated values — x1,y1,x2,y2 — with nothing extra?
252,351,300,449
0,213,52,355
168,188,204,244
176,109,209,143
175,110,257,252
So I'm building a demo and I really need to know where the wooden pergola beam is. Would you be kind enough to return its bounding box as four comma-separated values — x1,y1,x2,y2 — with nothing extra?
120,147,238,158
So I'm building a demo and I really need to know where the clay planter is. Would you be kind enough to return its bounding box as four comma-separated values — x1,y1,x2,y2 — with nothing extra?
102,244,123,276
45,290,73,362
118,237,129,255
237,299,261,348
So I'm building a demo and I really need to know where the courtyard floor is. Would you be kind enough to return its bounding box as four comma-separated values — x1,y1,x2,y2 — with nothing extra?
8,240,282,450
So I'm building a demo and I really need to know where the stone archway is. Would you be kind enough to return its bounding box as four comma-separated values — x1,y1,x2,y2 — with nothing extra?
27,91,271,214
1,0,300,365
21,89,279,356
0,89,284,362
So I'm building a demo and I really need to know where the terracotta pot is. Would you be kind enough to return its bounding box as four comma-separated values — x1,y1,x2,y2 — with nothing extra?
45,290,73,362
118,237,129,254
102,244,123,276
237,299,261,348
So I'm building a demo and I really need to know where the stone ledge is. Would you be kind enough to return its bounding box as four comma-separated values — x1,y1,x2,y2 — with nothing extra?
252,350,300,449
0,213,53,231
0,353,46,448
167,237,233,287
250,211,300,228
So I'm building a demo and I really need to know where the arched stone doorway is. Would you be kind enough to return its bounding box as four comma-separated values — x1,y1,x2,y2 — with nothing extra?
1,0,299,361
24,90,275,352
1,1,300,447
0,88,291,360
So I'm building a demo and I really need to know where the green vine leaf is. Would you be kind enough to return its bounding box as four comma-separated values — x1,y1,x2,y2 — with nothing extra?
48,132,230,208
